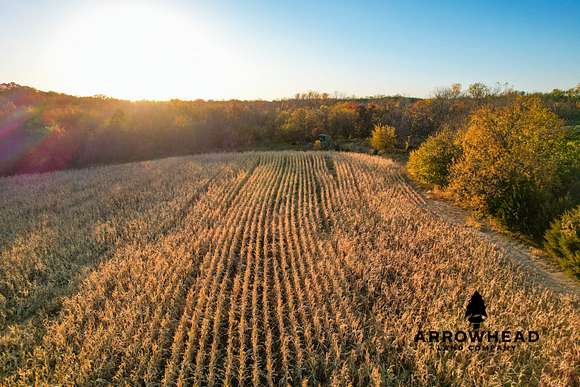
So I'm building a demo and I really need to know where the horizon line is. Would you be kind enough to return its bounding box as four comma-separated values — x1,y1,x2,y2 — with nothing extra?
2,81,578,104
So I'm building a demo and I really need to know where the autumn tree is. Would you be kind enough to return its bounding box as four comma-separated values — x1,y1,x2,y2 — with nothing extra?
328,104,357,138
281,108,309,143
370,124,396,151
1,83,578,178
467,83,491,100
407,127,462,187
449,96,570,236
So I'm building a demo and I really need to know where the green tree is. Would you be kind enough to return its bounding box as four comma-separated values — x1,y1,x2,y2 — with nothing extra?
544,206,580,278
408,127,462,187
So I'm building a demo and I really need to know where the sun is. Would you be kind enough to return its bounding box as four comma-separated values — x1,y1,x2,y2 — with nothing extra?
43,2,234,100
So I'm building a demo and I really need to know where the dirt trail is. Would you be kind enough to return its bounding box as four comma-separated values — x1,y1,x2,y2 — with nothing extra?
423,192,579,297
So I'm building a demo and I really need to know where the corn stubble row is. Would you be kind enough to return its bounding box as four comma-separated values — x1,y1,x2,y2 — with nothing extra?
0,152,577,386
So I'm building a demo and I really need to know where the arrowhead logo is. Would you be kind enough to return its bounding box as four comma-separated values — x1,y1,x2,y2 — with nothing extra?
465,291,487,329
414,290,539,351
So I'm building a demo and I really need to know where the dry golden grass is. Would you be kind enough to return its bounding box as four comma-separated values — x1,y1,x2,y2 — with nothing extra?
0,151,577,386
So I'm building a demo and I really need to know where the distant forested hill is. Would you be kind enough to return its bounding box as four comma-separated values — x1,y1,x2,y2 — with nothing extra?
0,82,578,176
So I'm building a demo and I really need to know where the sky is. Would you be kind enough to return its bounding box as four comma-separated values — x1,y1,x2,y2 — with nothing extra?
1,0,579,101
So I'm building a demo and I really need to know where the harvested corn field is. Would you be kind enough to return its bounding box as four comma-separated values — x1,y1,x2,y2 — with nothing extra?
0,151,577,386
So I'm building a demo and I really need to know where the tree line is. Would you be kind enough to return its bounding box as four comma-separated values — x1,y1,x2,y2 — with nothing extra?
408,94,579,275
0,82,578,176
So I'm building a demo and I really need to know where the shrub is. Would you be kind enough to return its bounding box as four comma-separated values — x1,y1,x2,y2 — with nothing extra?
407,128,462,187
370,124,396,151
448,96,570,238
544,206,580,277
313,139,322,150
489,178,550,236
552,125,580,209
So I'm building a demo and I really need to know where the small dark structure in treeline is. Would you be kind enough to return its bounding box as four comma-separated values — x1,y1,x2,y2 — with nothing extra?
318,134,338,150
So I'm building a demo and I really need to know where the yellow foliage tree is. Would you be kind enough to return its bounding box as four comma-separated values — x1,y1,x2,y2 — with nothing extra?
408,127,462,187
370,124,396,151
448,96,567,236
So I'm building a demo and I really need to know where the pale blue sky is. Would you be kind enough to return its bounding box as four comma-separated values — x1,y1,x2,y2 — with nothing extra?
1,0,578,100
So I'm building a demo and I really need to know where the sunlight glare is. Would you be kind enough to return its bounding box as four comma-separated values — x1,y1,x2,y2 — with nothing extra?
44,2,236,100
